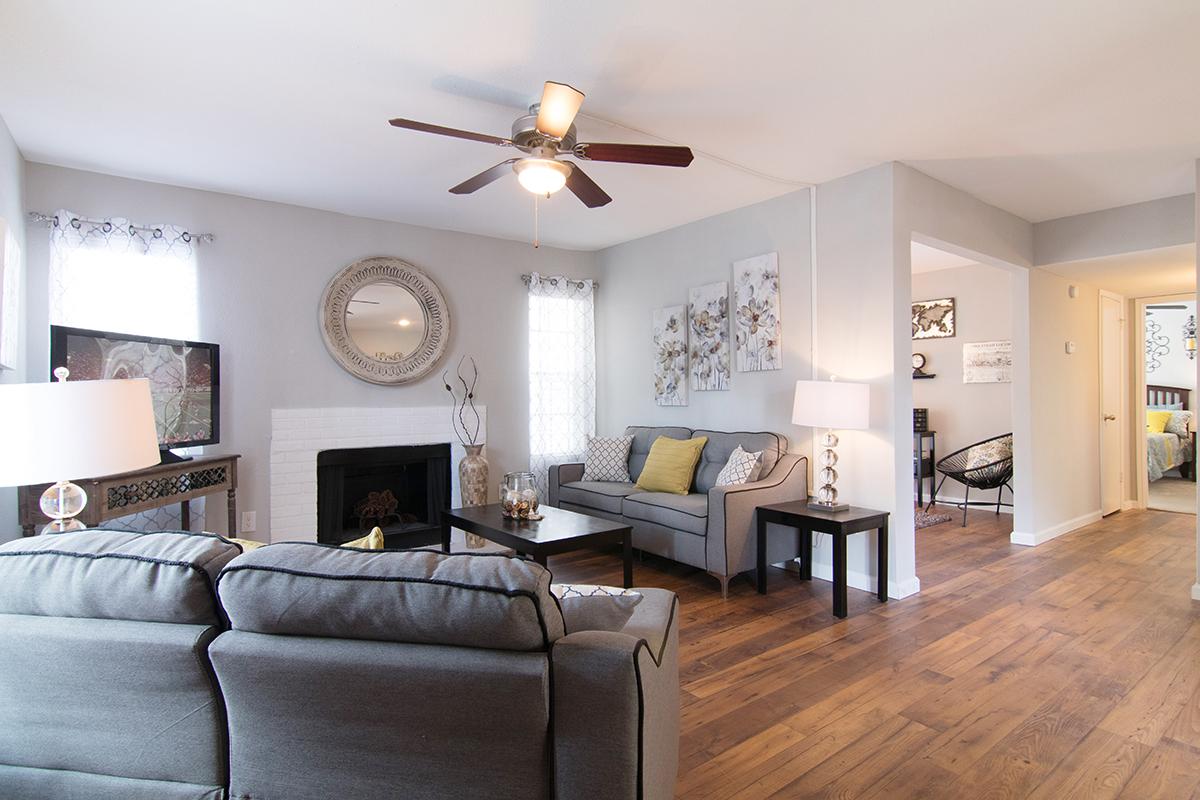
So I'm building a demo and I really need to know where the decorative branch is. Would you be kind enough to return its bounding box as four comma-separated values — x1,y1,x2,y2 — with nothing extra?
442,355,481,447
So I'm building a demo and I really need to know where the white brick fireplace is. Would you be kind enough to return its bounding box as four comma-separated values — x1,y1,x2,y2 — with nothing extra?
269,405,486,542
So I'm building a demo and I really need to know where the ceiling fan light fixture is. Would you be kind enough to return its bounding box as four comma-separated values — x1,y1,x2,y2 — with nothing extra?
535,81,585,139
514,158,571,195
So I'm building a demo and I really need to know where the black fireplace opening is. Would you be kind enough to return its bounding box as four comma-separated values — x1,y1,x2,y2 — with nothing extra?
317,443,450,549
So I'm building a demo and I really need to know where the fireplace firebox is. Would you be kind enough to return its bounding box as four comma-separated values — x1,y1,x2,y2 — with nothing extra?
316,444,450,549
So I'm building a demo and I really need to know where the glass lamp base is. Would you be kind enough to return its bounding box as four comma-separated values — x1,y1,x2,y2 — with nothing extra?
39,480,88,535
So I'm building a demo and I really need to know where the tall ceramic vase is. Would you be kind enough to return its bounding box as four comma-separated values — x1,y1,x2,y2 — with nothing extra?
459,444,489,548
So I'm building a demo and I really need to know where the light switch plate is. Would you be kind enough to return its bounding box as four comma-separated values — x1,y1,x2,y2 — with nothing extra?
241,511,256,533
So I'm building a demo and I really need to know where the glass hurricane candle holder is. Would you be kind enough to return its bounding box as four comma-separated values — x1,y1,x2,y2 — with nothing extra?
500,471,541,520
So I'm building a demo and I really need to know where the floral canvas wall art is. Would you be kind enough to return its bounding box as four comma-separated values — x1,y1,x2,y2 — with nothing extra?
652,305,688,406
733,252,781,372
689,281,730,391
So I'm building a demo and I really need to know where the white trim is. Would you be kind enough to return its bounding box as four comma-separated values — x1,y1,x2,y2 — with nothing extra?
1010,509,1103,546
922,492,1014,515
806,560,921,600
1191,582,1200,601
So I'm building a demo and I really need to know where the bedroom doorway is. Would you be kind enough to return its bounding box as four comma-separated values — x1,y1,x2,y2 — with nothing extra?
1138,295,1197,514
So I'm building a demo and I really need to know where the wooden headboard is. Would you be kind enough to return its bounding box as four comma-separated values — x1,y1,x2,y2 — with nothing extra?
1148,384,1189,410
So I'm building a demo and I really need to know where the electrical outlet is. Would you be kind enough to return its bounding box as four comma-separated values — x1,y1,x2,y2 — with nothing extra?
241,511,256,533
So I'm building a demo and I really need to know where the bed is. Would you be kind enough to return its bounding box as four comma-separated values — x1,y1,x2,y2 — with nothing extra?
1147,384,1195,482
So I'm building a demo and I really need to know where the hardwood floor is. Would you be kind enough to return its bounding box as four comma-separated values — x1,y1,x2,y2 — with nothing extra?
549,507,1200,799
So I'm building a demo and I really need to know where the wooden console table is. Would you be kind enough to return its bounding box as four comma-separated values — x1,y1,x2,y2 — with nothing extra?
19,453,240,537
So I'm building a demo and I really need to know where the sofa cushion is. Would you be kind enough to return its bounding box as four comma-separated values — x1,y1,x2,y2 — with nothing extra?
216,544,566,651
559,481,642,514
0,530,240,626
622,492,709,536
692,430,788,492
624,426,692,482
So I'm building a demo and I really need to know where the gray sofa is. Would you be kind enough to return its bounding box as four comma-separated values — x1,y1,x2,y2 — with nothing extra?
549,426,809,597
0,530,679,800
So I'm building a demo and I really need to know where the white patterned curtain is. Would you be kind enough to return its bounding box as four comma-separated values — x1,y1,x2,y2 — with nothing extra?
48,210,202,530
528,273,596,496
49,210,198,339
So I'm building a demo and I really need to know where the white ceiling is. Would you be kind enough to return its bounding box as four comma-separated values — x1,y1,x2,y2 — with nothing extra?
1039,244,1196,298
1,0,1198,250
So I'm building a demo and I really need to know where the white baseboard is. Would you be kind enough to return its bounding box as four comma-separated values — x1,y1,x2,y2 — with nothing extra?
920,493,1013,516
1010,509,1103,547
1191,583,1200,601
1122,500,1142,511
805,560,920,600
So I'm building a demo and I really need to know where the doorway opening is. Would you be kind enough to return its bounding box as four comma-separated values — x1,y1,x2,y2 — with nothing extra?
910,240,1018,569
1041,244,1197,518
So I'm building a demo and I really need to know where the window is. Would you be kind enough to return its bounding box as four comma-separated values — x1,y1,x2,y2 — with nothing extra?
527,273,596,495
48,211,198,339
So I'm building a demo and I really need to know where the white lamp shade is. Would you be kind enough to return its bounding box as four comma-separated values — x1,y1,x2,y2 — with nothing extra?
0,378,161,486
791,379,870,430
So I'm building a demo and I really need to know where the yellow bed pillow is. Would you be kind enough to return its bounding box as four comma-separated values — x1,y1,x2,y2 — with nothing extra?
1147,410,1172,434
636,436,708,495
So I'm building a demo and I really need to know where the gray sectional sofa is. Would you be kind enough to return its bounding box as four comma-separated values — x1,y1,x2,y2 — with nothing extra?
0,530,679,800
549,426,809,597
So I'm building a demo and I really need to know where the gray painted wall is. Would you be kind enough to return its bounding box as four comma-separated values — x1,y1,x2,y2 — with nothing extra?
595,189,813,460
912,264,1013,503
22,162,597,538
0,117,26,543
1034,194,1195,266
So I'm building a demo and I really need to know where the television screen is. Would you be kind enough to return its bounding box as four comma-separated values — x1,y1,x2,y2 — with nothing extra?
50,325,220,449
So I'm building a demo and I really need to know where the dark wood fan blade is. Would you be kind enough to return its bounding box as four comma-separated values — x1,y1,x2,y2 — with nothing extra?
389,118,511,147
565,164,613,208
574,142,694,167
449,159,519,194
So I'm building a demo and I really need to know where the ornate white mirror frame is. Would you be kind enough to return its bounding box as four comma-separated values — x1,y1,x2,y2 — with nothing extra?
319,256,450,385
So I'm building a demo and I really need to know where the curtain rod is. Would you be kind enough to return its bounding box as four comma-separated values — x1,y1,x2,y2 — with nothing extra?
28,211,215,243
521,273,598,288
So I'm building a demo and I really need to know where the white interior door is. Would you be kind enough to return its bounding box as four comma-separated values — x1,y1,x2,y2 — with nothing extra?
1099,292,1124,516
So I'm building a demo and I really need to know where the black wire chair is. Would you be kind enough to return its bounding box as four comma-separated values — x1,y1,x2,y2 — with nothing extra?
925,433,1014,526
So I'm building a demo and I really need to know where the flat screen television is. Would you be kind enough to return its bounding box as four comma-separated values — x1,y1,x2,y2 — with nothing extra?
50,325,220,453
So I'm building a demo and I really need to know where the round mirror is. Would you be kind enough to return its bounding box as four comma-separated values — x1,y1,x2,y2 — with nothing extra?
320,257,450,385
346,282,427,363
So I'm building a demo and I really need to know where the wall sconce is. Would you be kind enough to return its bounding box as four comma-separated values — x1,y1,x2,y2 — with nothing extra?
1184,315,1197,360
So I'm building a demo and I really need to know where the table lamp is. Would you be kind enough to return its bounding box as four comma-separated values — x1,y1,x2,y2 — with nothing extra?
792,377,870,512
0,369,160,533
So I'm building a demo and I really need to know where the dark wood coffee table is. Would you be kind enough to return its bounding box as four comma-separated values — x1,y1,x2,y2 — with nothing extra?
441,504,633,588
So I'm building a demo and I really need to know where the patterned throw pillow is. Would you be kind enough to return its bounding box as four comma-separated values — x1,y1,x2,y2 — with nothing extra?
964,435,1013,470
582,435,634,482
1167,410,1193,438
551,583,643,632
715,446,763,486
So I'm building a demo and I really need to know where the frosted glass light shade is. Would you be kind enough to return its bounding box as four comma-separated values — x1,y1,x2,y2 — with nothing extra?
791,380,870,431
535,81,585,139
0,378,161,486
514,158,571,195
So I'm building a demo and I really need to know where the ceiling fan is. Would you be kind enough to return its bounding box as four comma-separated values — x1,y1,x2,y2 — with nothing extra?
388,81,694,208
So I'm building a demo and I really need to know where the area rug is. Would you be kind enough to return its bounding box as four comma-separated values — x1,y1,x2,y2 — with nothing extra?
915,510,953,529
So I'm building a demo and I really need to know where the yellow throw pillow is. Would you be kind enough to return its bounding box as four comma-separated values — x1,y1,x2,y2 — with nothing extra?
1147,410,1172,434
227,537,266,551
636,436,708,495
341,526,386,550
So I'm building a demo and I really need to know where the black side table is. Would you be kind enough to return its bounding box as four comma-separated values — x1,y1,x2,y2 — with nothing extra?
756,502,889,618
